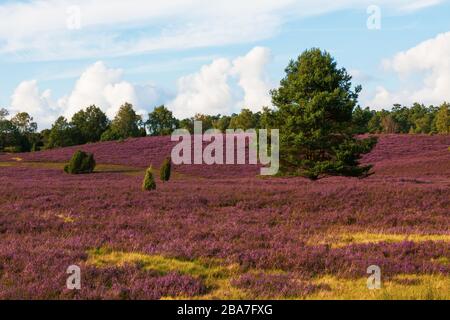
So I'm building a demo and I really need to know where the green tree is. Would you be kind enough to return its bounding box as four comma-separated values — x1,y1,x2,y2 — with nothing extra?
146,105,178,136
0,118,22,152
414,113,433,134
142,166,156,191
352,106,374,134
435,103,450,134
10,112,37,134
259,107,277,130
270,48,376,179
47,116,81,149
367,112,382,133
160,157,172,182
0,108,9,120
381,115,399,134
64,150,96,174
10,112,39,151
229,109,259,130
178,118,194,133
101,103,143,141
71,105,109,143
212,115,231,131
193,114,217,132
390,104,412,133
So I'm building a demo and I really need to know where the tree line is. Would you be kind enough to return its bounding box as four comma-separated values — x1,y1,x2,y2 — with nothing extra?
1,48,449,179
2,101,448,153
0,103,278,152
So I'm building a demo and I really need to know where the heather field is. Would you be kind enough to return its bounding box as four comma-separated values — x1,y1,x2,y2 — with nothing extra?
0,134,449,300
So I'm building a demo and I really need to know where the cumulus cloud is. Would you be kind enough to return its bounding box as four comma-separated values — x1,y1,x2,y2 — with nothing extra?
10,80,60,128
169,58,233,119
10,62,166,129
168,47,273,119
368,31,450,108
231,47,273,111
0,0,445,61
9,47,272,128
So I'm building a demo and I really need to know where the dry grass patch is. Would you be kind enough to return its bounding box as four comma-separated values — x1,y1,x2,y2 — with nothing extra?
306,274,450,300
309,231,450,248
87,248,246,299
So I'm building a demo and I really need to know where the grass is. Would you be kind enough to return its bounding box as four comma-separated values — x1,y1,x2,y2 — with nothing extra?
87,248,246,299
0,160,192,179
306,274,450,300
55,214,75,223
86,248,450,300
310,231,450,248
0,161,143,175
432,257,449,266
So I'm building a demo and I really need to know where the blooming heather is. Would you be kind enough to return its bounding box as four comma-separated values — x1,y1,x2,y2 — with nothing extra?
0,134,449,299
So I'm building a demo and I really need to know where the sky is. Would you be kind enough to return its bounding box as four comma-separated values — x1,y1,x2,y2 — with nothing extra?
0,0,449,129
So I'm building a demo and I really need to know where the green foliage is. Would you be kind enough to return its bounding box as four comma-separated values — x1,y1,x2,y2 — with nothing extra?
64,150,96,174
212,115,231,132
351,106,374,134
0,119,18,151
146,105,178,136
0,108,8,120
435,103,450,134
10,112,37,134
178,118,194,133
229,109,259,130
270,48,375,179
46,116,81,149
193,114,216,132
159,157,172,182
332,136,378,177
364,104,441,135
101,103,144,141
142,166,156,190
259,107,277,130
0,112,34,152
381,115,399,134
71,105,109,143
0,110,38,152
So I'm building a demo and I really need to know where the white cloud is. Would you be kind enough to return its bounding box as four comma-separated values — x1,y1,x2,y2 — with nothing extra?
168,47,273,119
10,61,166,129
10,80,60,128
59,61,166,119
169,58,233,119
231,47,273,111
9,47,273,127
59,61,123,118
0,0,445,61
368,31,450,108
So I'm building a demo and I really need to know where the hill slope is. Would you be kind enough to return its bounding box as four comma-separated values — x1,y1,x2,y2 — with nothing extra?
0,134,449,299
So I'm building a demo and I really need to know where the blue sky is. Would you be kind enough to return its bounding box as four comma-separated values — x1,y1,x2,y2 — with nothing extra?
0,0,449,128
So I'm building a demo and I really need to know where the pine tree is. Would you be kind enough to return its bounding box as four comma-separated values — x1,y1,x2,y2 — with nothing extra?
436,103,450,134
271,48,377,179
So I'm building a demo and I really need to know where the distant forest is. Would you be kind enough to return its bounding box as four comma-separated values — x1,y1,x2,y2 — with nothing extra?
1,101,449,153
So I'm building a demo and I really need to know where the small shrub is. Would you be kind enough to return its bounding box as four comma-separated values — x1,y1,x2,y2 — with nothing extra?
160,157,171,182
65,150,96,174
142,166,156,191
